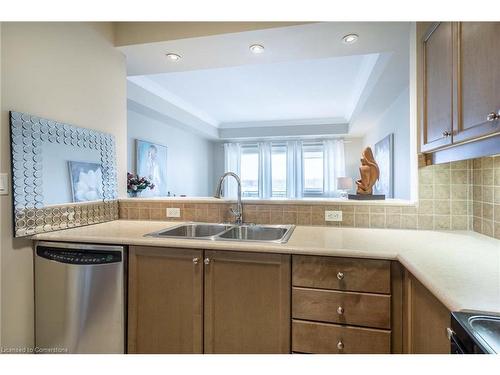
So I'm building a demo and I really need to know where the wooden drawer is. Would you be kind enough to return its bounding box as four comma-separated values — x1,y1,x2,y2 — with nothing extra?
292,287,391,329
292,255,391,294
292,320,391,354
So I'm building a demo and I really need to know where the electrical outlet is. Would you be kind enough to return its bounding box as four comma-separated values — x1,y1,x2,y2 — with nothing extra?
166,207,181,218
0,173,9,196
325,210,342,222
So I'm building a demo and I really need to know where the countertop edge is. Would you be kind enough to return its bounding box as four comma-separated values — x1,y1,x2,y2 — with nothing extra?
33,234,400,260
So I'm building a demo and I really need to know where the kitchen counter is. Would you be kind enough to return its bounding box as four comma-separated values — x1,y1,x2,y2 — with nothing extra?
119,196,415,206
33,220,500,314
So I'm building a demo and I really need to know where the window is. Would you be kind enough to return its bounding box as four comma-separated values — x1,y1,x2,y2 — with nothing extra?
240,144,259,198
224,139,343,199
271,144,287,197
302,142,324,196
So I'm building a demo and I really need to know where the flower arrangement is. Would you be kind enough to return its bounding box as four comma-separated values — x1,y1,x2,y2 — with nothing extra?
127,172,155,197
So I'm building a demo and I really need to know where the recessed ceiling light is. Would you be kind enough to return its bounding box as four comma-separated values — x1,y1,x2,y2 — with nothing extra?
342,34,359,45
165,53,182,62
249,44,265,54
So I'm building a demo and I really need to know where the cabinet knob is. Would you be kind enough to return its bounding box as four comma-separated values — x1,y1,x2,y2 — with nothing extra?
192,257,199,265
337,272,344,280
337,306,344,315
204,257,211,265
442,130,452,137
486,111,500,122
337,341,344,350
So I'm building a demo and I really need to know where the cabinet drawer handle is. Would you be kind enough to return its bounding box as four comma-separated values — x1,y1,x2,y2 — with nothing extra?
442,130,452,137
337,306,344,315
486,111,500,122
446,327,456,341
337,272,344,280
337,341,344,350
204,257,211,265
192,257,199,265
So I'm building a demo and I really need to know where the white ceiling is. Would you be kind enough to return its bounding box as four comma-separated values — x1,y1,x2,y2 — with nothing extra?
121,22,411,139
131,53,379,126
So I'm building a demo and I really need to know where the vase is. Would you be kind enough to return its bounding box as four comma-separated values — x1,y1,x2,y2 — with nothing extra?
129,190,142,198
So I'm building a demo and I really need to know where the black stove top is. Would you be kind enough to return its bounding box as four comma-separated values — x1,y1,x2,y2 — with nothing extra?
451,311,500,354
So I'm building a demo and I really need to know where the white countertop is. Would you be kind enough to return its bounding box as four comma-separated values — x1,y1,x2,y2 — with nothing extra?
33,220,500,314
119,196,416,206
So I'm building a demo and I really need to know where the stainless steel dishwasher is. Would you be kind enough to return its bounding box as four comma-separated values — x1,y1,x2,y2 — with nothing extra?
35,241,126,354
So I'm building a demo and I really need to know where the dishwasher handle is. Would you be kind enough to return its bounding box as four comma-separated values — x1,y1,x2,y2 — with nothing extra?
36,246,122,265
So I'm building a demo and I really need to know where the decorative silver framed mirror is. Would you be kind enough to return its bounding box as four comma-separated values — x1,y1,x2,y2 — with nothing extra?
10,111,119,237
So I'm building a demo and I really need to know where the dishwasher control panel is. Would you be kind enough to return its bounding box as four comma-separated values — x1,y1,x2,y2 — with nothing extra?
36,246,122,265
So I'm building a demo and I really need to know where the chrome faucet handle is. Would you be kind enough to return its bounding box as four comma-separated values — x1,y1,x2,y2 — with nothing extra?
486,110,500,122
229,207,243,225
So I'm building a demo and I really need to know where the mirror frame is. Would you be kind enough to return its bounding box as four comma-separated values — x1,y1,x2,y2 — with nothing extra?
9,111,118,237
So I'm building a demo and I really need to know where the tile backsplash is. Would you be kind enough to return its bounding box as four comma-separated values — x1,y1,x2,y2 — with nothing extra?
471,155,500,239
416,159,472,230
120,158,490,234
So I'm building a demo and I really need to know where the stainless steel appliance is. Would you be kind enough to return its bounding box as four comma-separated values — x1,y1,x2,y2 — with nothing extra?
35,241,126,354
449,311,500,354
145,222,295,243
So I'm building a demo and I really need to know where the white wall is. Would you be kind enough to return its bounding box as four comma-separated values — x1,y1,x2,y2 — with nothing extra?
213,142,226,184
128,109,216,196
0,22,126,349
362,87,410,199
114,22,307,46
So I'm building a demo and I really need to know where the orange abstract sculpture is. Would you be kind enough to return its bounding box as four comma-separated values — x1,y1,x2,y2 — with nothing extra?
355,147,380,195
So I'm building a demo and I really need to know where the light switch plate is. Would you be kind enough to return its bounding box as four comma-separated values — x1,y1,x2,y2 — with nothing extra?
166,207,181,218
325,210,342,222
0,173,9,196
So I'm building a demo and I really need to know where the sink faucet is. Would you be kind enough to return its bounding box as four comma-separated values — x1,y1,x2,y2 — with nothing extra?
214,172,243,225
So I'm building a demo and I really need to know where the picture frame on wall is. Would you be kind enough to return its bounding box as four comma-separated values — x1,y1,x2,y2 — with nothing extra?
373,133,394,198
68,161,103,202
136,139,168,197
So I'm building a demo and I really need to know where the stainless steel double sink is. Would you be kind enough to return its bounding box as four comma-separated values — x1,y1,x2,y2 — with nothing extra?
145,222,295,243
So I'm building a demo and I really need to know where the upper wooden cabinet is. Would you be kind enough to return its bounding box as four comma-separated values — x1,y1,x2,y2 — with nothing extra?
204,250,291,354
421,22,500,154
421,22,454,152
455,22,500,143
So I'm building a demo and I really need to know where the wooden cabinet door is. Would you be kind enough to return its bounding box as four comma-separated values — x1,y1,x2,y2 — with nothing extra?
204,250,291,353
403,271,450,354
454,22,500,142
421,22,454,152
128,246,203,354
